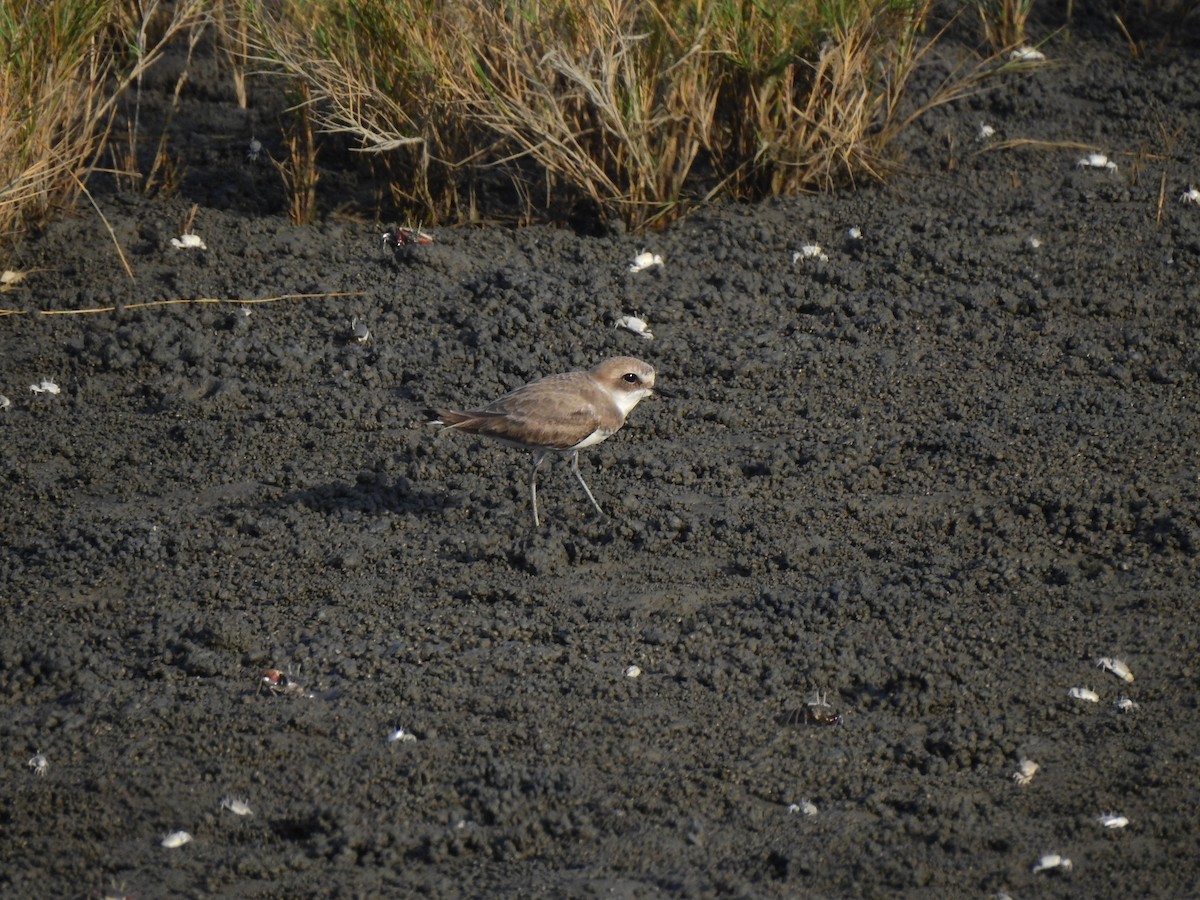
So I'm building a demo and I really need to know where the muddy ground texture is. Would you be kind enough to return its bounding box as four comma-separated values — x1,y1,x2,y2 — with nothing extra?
2,13,1200,900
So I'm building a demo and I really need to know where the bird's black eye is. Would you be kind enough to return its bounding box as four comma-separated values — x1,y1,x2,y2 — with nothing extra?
623,373,640,384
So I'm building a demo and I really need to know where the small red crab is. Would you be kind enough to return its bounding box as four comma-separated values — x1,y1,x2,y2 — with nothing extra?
258,668,312,698
382,226,433,251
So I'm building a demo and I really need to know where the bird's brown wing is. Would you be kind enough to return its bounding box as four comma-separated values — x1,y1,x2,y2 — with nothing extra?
437,380,605,450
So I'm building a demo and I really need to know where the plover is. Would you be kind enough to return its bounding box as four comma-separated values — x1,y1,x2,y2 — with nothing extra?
427,357,659,526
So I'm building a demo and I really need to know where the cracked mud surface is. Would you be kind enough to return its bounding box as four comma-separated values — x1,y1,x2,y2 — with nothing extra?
2,18,1199,900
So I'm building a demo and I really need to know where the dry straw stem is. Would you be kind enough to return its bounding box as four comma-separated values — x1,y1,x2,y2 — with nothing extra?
970,138,1108,157
0,291,366,318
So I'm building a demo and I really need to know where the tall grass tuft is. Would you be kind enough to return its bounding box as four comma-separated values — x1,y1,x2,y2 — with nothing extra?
0,0,208,254
249,0,478,223
0,0,114,247
974,0,1035,49
443,0,720,229
251,0,993,229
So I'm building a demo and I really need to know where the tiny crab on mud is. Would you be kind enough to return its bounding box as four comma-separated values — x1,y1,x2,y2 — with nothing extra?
778,690,843,727
628,250,663,273
27,752,48,776
1031,853,1072,874
1012,758,1039,787
1096,656,1134,682
382,226,433,261
221,796,254,816
258,668,313,698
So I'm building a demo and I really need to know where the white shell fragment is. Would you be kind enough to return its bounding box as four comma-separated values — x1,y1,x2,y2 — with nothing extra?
161,830,192,848
1012,758,1039,787
221,796,253,816
1025,236,1043,250
1031,853,1072,874
1115,696,1139,712
1180,186,1200,205
1069,687,1100,702
793,244,828,263
1096,656,1134,682
623,664,642,679
1009,46,1046,62
29,380,60,395
27,752,48,776
169,234,207,250
1096,812,1129,829
1077,153,1117,172
787,799,818,816
615,315,654,340
387,727,417,744
628,251,663,273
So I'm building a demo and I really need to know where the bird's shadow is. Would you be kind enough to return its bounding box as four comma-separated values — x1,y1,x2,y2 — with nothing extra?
277,473,438,518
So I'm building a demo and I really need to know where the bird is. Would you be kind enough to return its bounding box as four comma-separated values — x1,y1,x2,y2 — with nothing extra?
427,357,659,526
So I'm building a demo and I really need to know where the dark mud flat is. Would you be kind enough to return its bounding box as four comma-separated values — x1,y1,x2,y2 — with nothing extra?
2,23,1200,900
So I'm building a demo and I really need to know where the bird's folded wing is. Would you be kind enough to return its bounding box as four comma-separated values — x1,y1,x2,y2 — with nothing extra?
445,391,602,450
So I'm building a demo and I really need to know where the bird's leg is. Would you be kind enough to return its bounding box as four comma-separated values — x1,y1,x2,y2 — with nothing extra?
529,451,547,527
571,450,607,518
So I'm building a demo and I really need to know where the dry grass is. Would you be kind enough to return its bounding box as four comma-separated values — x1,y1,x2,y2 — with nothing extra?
274,83,321,225
0,0,207,255
0,0,114,248
1,0,1019,245
247,0,474,223
247,0,1004,229
712,0,920,198
975,0,1036,49
442,0,720,229
213,0,252,109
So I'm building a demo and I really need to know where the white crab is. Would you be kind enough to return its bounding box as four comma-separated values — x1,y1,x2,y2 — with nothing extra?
169,234,207,250
1012,758,1039,786
221,796,253,816
628,251,663,273
27,752,48,777
1180,186,1200,205
786,799,818,816
1031,853,1072,874
1009,46,1046,62
615,315,654,340
793,244,828,264
1077,153,1117,172
1096,656,1134,682
387,727,417,744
